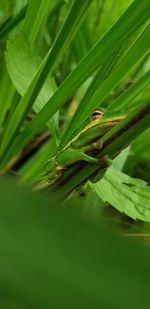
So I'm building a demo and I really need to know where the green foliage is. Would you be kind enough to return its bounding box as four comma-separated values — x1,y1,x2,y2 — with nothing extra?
0,0,150,226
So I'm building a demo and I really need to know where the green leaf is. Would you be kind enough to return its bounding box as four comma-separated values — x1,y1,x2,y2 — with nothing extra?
6,33,57,125
94,0,133,37
0,65,16,128
111,147,131,171
0,4,27,40
0,178,150,308
22,0,51,44
108,70,150,111
90,167,150,222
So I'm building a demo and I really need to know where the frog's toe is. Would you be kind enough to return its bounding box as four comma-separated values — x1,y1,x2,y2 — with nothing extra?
102,155,113,166
92,140,103,150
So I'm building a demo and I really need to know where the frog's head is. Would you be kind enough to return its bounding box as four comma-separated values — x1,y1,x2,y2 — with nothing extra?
90,109,104,120
90,108,126,125
68,108,127,149
75,108,126,143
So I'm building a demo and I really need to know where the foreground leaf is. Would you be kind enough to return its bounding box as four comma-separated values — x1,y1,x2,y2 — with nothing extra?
0,178,150,308
90,167,150,221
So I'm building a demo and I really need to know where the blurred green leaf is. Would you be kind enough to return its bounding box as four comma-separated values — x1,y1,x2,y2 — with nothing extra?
125,128,150,164
93,0,133,38
0,4,27,40
90,167,150,221
0,178,150,308
19,138,57,186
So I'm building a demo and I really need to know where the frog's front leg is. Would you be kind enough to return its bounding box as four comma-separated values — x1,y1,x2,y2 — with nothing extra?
57,148,99,166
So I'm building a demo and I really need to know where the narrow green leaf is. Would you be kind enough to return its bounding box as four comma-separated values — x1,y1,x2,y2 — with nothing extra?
0,66,16,128
0,5,27,40
108,70,150,111
22,0,51,44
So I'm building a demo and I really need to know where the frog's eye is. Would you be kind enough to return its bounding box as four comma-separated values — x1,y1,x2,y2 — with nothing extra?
90,109,104,120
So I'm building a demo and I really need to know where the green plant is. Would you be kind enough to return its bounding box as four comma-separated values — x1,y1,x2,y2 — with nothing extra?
0,0,150,224
1,2,150,306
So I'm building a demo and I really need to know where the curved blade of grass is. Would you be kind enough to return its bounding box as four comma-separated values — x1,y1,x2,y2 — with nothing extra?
108,70,150,111
0,5,27,40
0,0,91,160
22,0,52,45
1,0,149,167
0,66,16,128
